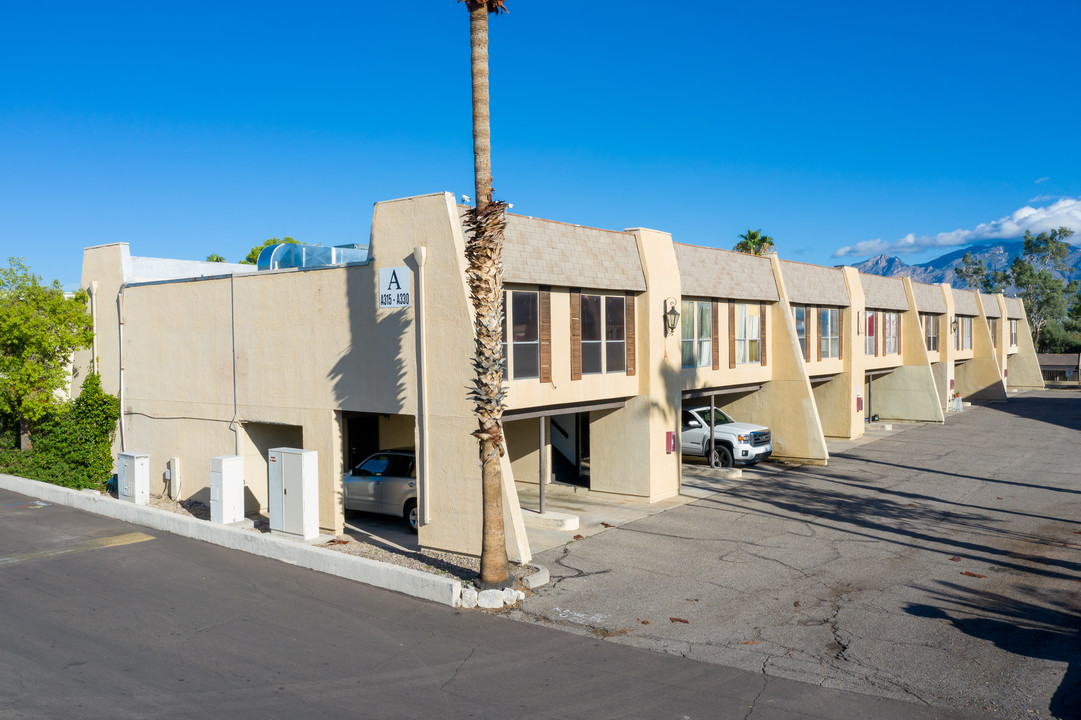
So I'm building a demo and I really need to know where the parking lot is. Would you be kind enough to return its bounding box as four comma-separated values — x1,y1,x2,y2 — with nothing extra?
511,390,1081,720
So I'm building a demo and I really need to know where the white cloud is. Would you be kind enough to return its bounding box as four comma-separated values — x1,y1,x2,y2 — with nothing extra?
1036,176,1050,184
833,197,1081,258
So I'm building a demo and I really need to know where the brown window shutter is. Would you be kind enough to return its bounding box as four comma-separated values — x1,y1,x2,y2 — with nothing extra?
570,290,582,381
711,300,720,370
760,302,768,366
539,288,552,383
897,313,902,356
838,308,844,359
728,302,736,369
816,306,822,362
625,293,636,376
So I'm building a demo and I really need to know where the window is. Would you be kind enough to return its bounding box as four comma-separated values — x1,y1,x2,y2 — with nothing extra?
864,311,877,355
820,307,840,359
581,294,602,374
734,303,761,364
1010,319,1018,346
793,306,807,360
988,318,998,348
503,290,539,379
605,296,626,373
922,314,939,352
884,312,899,355
955,316,973,351
681,300,712,368
580,294,626,374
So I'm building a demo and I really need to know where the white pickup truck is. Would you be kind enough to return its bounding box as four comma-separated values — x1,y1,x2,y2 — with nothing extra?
681,406,772,468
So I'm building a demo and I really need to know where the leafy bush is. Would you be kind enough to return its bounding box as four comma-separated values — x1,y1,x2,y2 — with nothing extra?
0,373,119,490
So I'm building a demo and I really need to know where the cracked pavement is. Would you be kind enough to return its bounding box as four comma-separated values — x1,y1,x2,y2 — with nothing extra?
511,390,1081,720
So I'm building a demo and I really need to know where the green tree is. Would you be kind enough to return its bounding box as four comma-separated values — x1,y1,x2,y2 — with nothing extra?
240,237,300,265
460,0,510,588
734,229,776,255
207,253,226,263
952,252,1008,293
1009,227,1079,350
0,258,93,450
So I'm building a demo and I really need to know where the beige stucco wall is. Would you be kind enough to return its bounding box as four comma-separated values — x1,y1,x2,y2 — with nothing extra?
1002,301,1044,390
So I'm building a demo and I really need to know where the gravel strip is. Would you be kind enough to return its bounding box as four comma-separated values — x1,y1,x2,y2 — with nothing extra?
145,493,535,585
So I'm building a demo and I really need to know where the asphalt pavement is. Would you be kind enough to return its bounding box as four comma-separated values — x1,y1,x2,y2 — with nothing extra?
511,390,1081,720
0,486,980,720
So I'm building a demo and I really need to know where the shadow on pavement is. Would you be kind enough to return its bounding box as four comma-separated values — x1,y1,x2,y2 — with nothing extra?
906,582,1081,719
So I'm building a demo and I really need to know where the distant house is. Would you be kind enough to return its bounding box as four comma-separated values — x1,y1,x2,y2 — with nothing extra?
1037,353,1081,382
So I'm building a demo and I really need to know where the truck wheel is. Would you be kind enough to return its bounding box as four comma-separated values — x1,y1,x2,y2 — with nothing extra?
404,499,419,533
708,443,734,469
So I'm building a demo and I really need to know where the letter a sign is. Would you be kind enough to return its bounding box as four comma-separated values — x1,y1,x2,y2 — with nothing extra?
378,267,411,308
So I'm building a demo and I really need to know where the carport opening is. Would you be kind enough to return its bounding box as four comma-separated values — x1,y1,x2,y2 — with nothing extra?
340,412,418,541
680,385,762,469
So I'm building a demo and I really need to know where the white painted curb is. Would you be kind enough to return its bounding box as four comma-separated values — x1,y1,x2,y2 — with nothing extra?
0,473,462,608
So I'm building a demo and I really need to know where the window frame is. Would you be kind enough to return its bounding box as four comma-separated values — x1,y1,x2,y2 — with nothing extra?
1010,319,1018,347
502,289,540,380
793,305,808,360
820,307,840,359
988,317,998,348
921,313,939,352
864,311,877,356
681,299,712,369
883,312,900,355
734,303,761,365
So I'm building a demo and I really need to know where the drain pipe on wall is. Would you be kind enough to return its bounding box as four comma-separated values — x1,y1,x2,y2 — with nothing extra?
89,281,99,375
413,245,430,526
117,285,127,452
228,274,240,455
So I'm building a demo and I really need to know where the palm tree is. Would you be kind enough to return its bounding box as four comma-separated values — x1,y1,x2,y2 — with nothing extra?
734,229,776,255
460,0,510,588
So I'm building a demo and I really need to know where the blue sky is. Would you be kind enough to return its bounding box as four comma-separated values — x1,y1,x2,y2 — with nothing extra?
3,1,1080,289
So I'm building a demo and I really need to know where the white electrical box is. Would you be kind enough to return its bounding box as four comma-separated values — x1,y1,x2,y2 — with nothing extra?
210,455,245,524
117,452,149,505
268,448,318,540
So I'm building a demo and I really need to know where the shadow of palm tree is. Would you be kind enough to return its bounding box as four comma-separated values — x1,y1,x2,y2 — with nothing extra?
906,582,1081,719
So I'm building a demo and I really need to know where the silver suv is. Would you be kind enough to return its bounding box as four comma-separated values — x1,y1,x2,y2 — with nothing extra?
343,450,418,532
681,407,772,468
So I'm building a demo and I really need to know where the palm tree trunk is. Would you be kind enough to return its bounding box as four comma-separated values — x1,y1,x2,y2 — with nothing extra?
469,2,493,212
466,0,509,587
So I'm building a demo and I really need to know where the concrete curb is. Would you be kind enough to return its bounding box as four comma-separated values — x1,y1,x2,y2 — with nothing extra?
0,473,462,608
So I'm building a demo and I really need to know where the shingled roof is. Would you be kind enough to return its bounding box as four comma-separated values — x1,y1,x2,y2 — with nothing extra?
779,260,849,306
675,244,779,302
462,209,647,292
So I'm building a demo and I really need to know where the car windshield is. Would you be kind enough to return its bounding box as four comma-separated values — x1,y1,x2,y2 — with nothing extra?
697,408,734,425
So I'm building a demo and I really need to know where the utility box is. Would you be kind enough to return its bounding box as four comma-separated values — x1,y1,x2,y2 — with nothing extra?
117,452,149,505
268,448,318,540
210,455,245,524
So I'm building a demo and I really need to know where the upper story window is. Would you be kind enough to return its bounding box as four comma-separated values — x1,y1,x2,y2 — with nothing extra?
955,316,973,351
734,303,761,364
820,307,840,359
681,300,712,368
1010,319,1018,346
922,313,939,352
988,318,998,348
793,306,808,360
502,290,539,379
581,294,626,374
864,311,877,355
883,312,900,355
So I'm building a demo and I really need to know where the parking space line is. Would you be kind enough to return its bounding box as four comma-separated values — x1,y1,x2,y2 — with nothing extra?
0,532,155,567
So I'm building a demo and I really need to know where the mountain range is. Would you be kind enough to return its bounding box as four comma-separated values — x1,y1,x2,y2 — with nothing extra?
852,240,1081,286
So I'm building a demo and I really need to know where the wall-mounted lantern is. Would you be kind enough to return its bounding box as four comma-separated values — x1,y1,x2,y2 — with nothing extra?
951,316,958,334
664,298,681,337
